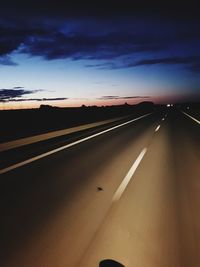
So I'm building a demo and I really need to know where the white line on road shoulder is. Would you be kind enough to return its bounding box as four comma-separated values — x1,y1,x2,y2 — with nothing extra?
0,113,152,175
155,125,161,132
0,115,132,153
182,111,200,125
112,148,147,202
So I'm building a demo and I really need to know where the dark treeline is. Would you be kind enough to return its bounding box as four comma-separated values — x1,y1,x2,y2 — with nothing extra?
1,101,199,142
0,102,156,142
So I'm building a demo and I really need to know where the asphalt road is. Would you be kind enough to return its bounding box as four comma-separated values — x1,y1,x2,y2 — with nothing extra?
0,109,199,267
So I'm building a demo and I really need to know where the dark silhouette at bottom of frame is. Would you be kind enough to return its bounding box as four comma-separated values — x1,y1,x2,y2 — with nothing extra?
99,259,125,267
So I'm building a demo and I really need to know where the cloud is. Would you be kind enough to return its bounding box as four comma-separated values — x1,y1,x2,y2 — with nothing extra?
0,16,197,59
88,55,200,72
0,19,56,64
2,97,68,102
0,55,18,66
20,31,166,62
36,97,67,101
97,95,150,100
133,56,199,66
0,87,43,102
131,56,200,72
0,13,199,72
0,87,68,103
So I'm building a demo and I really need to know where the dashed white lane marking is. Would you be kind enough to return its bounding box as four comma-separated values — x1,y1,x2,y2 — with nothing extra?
155,125,161,132
112,148,147,202
0,113,152,175
182,111,200,125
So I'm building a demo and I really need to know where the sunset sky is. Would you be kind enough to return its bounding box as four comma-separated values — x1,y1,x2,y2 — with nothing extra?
0,1,200,109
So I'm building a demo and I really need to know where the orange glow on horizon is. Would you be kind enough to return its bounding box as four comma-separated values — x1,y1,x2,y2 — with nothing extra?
0,95,194,110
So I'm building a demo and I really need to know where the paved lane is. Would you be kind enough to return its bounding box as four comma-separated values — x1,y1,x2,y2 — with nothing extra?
0,115,131,153
0,112,162,267
1,109,199,267
80,110,200,267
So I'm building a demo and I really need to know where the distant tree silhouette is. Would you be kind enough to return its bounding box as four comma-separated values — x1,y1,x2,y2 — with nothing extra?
39,104,54,110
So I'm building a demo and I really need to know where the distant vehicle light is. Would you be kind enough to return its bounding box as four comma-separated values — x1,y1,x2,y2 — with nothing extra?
167,104,171,107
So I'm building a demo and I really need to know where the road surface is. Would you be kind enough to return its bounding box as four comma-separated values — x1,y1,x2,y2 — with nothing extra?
0,109,199,267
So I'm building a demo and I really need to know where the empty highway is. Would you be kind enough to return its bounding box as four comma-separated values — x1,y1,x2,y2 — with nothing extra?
0,109,199,267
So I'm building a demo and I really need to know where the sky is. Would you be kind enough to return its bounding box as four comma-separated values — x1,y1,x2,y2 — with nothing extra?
0,1,200,109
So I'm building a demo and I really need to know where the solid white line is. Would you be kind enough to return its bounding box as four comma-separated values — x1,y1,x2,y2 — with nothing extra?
0,115,131,153
155,125,161,132
0,113,152,175
182,111,200,125
112,148,147,202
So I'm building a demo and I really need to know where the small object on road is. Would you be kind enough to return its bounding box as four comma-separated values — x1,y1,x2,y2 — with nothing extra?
97,186,103,191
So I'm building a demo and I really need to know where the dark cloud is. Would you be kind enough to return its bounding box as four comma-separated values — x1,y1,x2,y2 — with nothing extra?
20,32,166,62
0,86,68,103
0,19,57,59
0,87,42,101
37,97,67,101
0,3,199,73
2,97,68,102
97,96,119,100
133,56,200,66
98,95,150,100
190,62,200,72
86,55,200,72
131,56,200,72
